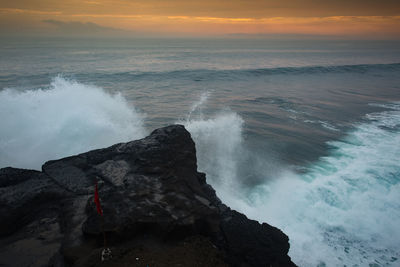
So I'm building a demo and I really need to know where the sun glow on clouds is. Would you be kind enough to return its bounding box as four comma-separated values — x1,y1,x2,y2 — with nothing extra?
0,8,62,15
0,2,400,38
65,14,400,37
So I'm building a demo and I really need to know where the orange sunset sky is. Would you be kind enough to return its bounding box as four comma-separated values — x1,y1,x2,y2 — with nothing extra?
1,0,400,38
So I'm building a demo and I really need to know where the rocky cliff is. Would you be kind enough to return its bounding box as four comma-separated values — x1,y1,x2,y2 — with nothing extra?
0,125,296,267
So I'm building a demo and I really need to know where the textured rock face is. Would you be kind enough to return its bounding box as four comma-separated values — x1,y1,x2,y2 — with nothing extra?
0,125,296,267
0,168,67,266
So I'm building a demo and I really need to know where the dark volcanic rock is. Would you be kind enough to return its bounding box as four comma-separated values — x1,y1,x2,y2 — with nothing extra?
0,125,296,267
0,168,68,266
220,210,293,266
0,168,68,237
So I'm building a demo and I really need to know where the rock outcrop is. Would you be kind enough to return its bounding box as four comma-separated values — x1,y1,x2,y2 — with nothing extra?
0,125,296,267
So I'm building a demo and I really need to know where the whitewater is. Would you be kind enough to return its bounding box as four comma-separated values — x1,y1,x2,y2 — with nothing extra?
185,94,400,267
0,77,146,169
1,77,399,266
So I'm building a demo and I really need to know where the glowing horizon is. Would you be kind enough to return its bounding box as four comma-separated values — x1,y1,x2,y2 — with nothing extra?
1,1,400,38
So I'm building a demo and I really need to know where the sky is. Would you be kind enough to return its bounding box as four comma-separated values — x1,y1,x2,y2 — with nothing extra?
1,0,400,38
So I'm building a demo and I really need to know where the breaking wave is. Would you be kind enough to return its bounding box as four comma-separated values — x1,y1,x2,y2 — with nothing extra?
1,76,399,266
0,76,146,170
262,103,400,266
184,95,400,266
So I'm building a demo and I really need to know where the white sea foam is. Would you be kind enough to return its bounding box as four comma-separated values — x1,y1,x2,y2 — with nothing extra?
2,77,399,266
0,77,146,170
254,104,400,266
184,95,400,266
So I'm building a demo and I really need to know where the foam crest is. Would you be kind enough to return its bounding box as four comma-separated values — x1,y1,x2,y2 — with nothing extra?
0,77,146,170
245,103,400,266
183,95,400,266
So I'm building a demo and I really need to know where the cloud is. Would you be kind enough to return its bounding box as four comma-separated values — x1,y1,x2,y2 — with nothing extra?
42,19,126,36
43,19,112,32
0,8,62,15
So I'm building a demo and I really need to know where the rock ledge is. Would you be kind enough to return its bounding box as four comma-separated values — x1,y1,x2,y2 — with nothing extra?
0,125,296,267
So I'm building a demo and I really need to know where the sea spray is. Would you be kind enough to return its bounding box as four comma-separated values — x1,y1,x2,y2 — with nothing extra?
0,76,146,169
245,104,400,266
182,94,282,213
182,92,254,207
1,75,399,266
183,94,400,266
185,112,244,203
187,91,210,122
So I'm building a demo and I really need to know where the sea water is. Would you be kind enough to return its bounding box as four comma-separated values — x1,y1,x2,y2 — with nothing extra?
1,37,400,266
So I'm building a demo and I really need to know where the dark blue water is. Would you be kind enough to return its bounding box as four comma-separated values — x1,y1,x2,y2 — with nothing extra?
1,37,400,266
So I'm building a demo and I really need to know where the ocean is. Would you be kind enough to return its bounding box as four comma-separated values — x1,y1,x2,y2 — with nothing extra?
1,37,400,266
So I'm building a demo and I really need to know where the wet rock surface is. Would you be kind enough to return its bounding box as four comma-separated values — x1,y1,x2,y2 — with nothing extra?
0,125,296,267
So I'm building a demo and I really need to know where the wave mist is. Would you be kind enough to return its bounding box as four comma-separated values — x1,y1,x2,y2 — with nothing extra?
0,77,146,169
184,94,400,266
